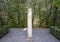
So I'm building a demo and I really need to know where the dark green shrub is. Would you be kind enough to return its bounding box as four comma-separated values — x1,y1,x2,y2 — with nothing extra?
0,25,9,39
50,26,55,34
49,26,60,40
56,28,60,40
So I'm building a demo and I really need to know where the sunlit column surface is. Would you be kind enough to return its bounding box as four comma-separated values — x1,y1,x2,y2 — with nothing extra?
27,7,32,39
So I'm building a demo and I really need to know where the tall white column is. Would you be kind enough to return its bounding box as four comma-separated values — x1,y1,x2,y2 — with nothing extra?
27,7,32,39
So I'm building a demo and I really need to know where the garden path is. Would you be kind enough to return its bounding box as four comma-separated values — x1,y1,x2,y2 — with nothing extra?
0,28,60,42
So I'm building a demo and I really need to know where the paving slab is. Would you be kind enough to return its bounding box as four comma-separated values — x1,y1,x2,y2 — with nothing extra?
0,28,60,42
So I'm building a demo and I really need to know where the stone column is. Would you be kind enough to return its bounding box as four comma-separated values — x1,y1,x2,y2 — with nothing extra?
27,7,32,39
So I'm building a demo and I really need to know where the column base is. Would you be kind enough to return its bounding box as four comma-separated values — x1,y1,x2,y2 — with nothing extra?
26,37,33,41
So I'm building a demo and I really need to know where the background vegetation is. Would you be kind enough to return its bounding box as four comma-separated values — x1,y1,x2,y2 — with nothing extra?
0,0,60,28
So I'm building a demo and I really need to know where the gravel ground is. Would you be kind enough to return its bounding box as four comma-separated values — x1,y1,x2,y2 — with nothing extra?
0,28,60,42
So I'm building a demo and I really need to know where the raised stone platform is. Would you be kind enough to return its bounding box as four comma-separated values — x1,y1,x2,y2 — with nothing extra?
0,28,60,42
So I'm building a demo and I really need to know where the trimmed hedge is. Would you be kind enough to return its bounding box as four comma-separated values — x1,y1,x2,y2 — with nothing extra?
50,26,60,40
0,25,9,39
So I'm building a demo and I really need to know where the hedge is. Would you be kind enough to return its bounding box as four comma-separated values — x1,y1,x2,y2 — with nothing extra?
50,26,60,40
0,25,9,39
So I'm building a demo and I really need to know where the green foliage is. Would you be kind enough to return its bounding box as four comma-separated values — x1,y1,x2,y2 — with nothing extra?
52,0,60,7
50,26,60,40
0,25,9,38
0,0,60,28
0,0,27,28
